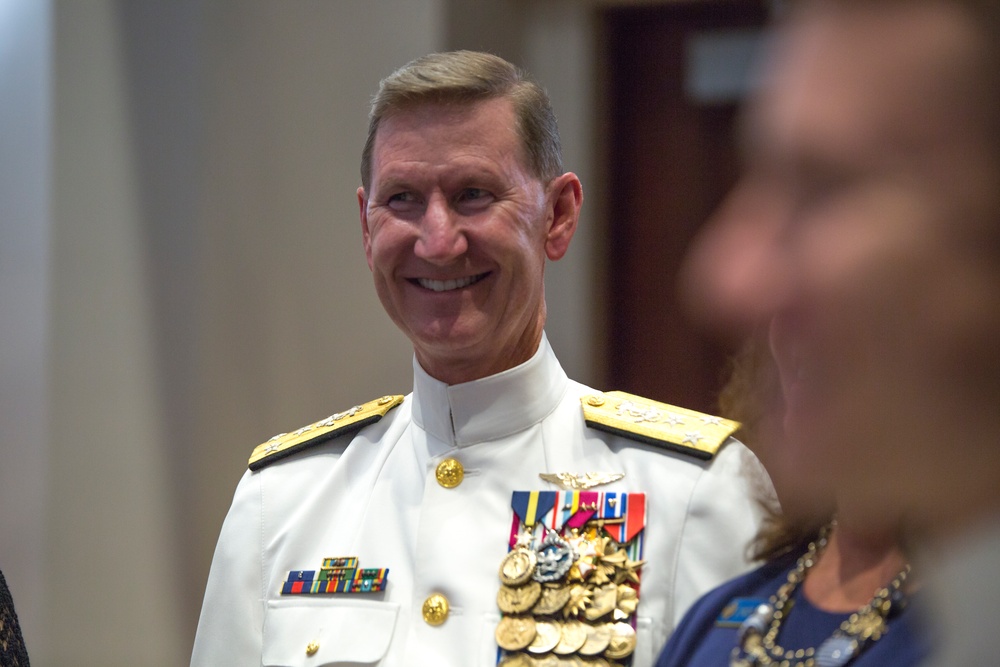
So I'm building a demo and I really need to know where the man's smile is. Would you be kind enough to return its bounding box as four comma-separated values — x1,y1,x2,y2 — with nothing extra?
413,272,489,292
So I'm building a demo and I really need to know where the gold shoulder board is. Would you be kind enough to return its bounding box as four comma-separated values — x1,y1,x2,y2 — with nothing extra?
581,390,739,461
248,395,404,471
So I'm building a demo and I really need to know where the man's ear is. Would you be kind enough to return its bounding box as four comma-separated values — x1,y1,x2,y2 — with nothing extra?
545,172,583,261
358,187,374,271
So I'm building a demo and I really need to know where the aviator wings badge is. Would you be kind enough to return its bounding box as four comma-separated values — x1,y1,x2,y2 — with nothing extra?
539,472,625,490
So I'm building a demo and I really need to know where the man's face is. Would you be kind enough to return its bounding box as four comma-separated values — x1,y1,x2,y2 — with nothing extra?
685,3,1000,527
359,97,580,384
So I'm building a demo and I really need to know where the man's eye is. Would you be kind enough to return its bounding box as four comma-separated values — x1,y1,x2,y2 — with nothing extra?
387,192,421,211
454,188,494,214
388,192,416,204
459,188,490,201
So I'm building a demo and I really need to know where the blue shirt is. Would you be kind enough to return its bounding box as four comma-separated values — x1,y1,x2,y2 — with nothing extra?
655,550,930,666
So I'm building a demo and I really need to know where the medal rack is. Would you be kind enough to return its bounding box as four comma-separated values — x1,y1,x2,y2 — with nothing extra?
495,490,646,666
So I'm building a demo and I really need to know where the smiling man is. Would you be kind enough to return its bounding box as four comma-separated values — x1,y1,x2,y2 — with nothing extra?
191,51,771,667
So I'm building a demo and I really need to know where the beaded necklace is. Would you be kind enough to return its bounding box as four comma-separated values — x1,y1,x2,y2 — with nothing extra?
731,525,910,667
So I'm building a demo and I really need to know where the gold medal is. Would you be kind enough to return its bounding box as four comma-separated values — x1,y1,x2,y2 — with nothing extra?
496,616,537,652
614,584,638,620
552,619,588,655
578,622,613,656
498,580,543,614
527,620,561,654
604,622,636,660
584,583,618,621
500,548,538,587
498,652,535,667
532,583,573,616
564,584,594,617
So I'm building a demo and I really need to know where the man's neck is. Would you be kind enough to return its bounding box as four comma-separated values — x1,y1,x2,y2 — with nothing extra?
415,331,544,386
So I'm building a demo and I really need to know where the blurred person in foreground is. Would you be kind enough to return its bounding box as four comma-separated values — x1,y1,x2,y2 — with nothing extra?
678,0,1000,665
655,335,929,666
191,50,772,666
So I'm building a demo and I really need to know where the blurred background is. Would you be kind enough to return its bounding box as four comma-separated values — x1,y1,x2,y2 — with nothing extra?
0,0,768,663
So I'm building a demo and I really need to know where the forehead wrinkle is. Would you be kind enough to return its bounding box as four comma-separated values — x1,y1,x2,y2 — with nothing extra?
372,156,518,196
378,99,530,169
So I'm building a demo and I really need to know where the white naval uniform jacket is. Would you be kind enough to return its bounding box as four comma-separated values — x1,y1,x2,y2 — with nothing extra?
191,335,772,666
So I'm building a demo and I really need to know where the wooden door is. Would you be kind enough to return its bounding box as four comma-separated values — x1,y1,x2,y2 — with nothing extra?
600,1,768,413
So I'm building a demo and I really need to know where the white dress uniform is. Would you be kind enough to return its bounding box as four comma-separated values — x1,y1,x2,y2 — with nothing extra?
191,335,772,666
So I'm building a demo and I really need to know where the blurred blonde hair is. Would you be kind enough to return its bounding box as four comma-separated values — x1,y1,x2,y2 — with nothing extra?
719,335,831,562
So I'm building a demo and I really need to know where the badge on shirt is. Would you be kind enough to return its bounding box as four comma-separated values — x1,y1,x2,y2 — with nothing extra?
716,597,769,628
495,489,646,664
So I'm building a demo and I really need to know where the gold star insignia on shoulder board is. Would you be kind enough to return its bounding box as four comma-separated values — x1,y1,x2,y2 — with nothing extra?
581,390,739,460
248,395,404,471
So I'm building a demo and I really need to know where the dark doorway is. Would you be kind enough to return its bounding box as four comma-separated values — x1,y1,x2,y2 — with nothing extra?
600,1,769,413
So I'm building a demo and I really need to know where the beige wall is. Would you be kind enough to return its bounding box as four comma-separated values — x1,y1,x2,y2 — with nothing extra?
2,0,601,664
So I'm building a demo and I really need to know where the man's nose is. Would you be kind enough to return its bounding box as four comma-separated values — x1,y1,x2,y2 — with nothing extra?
680,183,794,338
414,194,468,264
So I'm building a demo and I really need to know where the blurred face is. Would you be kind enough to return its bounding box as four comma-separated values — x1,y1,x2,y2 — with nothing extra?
359,98,581,384
684,3,1000,529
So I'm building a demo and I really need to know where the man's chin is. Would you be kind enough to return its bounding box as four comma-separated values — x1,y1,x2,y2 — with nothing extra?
410,322,487,351
411,327,491,364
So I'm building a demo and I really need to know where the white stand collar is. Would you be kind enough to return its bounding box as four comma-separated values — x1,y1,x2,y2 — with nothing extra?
410,333,569,447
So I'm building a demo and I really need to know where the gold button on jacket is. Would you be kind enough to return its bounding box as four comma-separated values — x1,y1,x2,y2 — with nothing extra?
435,458,464,488
422,593,450,625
